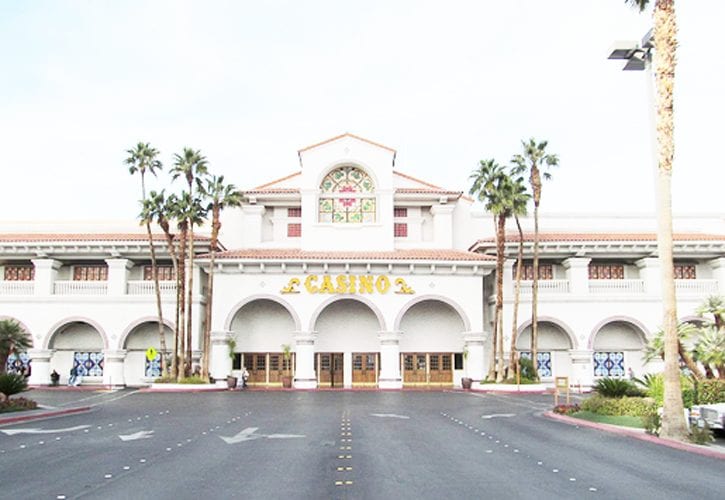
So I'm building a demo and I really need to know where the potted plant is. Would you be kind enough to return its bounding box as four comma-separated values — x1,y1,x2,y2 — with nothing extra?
461,346,473,389
226,337,238,389
281,344,293,388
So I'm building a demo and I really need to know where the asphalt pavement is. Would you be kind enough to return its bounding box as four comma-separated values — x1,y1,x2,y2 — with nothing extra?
1,389,723,499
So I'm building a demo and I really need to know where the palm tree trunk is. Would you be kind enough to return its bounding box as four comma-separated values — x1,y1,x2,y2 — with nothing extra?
509,215,525,375
159,227,179,378
677,341,703,381
146,223,167,374
202,206,221,379
488,216,499,380
654,0,687,441
177,228,188,380
186,226,194,375
495,213,507,382
531,200,540,378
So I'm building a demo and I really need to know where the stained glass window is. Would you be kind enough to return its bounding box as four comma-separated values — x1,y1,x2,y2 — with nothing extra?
318,166,376,223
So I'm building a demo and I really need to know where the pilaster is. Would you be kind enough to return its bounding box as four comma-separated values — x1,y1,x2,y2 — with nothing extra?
378,331,402,389
31,259,60,296
27,349,53,386
103,350,127,387
636,257,662,295
462,331,487,383
210,331,233,381
563,257,591,295
430,204,454,248
293,331,317,389
105,258,132,296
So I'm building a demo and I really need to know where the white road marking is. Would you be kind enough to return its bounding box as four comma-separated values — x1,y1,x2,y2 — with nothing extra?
370,413,410,419
1,425,91,435
480,413,516,419
220,427,305,444
118,430,154,441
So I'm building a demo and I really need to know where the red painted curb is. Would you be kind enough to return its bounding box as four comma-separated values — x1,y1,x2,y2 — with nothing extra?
0,406,92,426
544,411,725,460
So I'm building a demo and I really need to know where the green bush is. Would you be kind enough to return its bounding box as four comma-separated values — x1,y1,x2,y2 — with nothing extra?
695,379,725,404
594,377,639,398
689,421,715,445
0,373,28,397
581,395,656,417
642,407,661,436
635,373,695,408
518,357,537,381
178,376,208,385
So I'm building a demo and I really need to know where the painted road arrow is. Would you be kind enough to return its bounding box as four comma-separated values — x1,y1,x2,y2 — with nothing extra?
480,413,516,419
370,413,410,419
119,430,154,441
220,427,305,444
1,425,91,435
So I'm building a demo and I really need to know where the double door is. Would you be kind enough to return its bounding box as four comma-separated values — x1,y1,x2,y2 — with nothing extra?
316,353,344,387
243,352,294,386
352,352,378,386
402,353,453,386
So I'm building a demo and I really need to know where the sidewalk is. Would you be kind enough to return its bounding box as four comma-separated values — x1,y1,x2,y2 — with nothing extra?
0,405,92,426
544,411,725,460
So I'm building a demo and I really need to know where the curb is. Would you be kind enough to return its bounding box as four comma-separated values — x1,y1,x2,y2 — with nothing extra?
543,411,725,460
0,406,93,426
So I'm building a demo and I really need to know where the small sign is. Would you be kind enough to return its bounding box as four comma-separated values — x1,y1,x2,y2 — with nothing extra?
146,347,158,362
554,376,570,405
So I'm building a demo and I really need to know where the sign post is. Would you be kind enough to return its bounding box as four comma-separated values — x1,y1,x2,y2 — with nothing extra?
554,376,570,406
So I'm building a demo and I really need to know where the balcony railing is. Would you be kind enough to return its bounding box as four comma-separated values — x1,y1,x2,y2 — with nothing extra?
127,280,177,295
518,280,570,294
589,279,645,294
675,279,719,295
0,281,34,295
53,281,108,295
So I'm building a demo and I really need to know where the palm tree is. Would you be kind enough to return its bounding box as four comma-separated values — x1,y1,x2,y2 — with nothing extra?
506,176,531,377
511,139,558,377
126,142,168,373
625,0,686,441
171,148,209,377
693,326,725,380
696,295,725,330
0,319,32,375
199,175,242,379
644,322,704,380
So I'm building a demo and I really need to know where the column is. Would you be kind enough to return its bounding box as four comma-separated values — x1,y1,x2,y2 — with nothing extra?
210,331,233,383
242,205,266,246
430,204,454,248
462,331,487,384
502,259,514,297
105,258,132,296
27,349,53,386
31,258,60,296
293,331,317,389
103,350,127,388
569,349,594,391
636,257,661,295
378,331,402,389
563,257,591,295
709,257,725,293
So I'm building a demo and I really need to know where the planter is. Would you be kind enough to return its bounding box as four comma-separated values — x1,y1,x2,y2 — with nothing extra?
461,377,473,390
282,375,293,388
226,376,238,389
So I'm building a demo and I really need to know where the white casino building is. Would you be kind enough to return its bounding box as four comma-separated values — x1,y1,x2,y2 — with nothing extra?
1,134,723,389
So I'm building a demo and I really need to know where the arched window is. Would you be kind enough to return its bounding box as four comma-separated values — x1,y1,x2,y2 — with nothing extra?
318,166,376,223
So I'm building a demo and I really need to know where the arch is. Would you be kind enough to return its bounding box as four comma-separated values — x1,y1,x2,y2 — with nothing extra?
316,159,380,192
394,294,471,332
309,295,386,332
317,162,378,224
0,315,34,348
43,317,109,350
517,316,577,350
587,316,649,349
119,316,176,350
224,294,302,332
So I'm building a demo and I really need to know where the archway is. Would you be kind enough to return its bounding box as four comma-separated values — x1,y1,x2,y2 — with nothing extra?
591,320,647,378
517,320,574,379
48,320,105,383
122,320,174,386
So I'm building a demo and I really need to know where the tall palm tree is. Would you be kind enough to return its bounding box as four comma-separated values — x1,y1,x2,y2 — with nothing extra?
0,319,32,375
199,175,242,378
625,0,686,440
126,142,168,373
506,176,531,377
693,326,725,380
644,322,704,380
171,149,208,376
696,295,725,330
511,139,558,377
470,159,513,381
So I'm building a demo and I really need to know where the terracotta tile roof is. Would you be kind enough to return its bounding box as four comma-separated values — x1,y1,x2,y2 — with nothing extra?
212,248,494,261
0,233,211,243
298,133,396,153
252,171,301,190
394,171,473,202
473,232,725,245
243,188,300,195
396,188,462,196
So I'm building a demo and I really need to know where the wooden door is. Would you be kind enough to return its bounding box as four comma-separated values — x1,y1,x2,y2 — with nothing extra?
403,353,427,384
352,352,377,385
317,353,344,387
332,353,343,387
244,353,267,385
429,353,453,385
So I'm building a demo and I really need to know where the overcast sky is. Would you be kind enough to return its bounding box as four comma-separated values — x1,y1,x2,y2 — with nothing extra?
1,1,722,223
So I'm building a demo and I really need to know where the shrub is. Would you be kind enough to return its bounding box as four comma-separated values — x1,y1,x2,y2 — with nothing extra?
594,377,638,398
518,357,536,381
0,373,28,398
636,373,696,408
0,396,37,413
581,395,656,417
695,379,725,404
178,376,208,385
689,421,714,445
642,407,661,436
552,404,581,415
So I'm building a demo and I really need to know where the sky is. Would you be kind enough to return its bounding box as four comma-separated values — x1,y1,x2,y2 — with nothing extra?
1,0,722,223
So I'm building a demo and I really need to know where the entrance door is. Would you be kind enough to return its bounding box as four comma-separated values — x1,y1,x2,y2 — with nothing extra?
317,353,344,387
244,353,267,385
352,352,378,386
428,353,453,385
402,353,427,385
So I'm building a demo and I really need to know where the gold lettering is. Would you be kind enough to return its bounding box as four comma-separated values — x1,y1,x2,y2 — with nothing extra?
281,278,300,294
358,275,374,293
336,275,349,293
375,275,391,294
348,275,356,292
320,275,336,293
304,275,319,293
394,277,415,294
